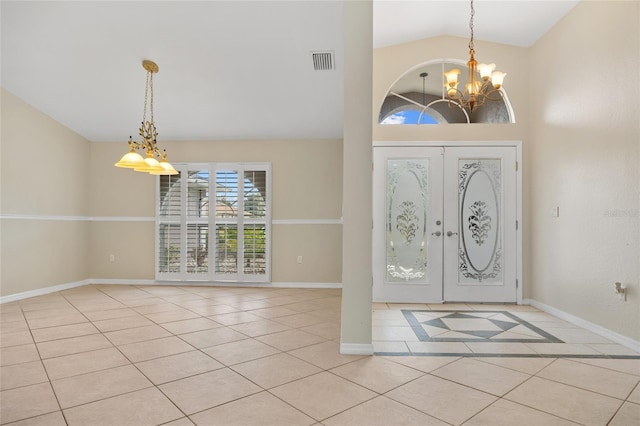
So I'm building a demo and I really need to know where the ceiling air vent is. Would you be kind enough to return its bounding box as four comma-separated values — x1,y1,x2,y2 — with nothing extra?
312,51,334,71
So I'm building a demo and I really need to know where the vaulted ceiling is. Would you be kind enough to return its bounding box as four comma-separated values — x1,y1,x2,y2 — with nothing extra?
1,1,578,142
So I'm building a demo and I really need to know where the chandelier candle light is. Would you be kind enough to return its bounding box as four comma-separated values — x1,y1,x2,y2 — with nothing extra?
115,60,178,175
444,0,506,112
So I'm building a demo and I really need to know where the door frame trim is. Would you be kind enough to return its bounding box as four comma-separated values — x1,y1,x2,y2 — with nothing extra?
372,140,523,305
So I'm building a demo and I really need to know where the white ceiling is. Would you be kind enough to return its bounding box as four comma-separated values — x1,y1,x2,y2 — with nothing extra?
374,0,579,49
1,1,578,142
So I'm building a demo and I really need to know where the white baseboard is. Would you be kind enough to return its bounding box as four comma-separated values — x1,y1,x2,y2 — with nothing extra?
271,282,342,289
1,279,342,303
89,279,159,286
91,280,341,289
0,279,92,304
524,298,640,354
340,343,374,355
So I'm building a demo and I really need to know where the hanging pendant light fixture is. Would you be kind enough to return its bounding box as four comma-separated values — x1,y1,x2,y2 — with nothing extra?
115,60,178,175
444,0,506,112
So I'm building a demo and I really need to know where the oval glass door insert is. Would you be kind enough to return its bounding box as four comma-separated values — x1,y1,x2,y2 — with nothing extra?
458,159,502,283
386,159,430,283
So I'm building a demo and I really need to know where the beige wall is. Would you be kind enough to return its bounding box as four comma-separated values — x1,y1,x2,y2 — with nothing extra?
528,0,639,341
271,225,341,283
90,222,156,280
89,139,343,284
1,89,91,296
1,89,343,297
90,139,343,220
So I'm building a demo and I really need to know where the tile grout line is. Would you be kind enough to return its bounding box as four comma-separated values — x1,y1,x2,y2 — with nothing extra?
502,373,628,424
63,289,198,424
61,285,189,422
531,359,639,402
18,300,70,426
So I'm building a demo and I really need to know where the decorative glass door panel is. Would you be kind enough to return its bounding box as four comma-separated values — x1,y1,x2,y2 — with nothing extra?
444,147,517,302
373,145,518,303
458,159,502,283
386,159,430,282
373,147,443,303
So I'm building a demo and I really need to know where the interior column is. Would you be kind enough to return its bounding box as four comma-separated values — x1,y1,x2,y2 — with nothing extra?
340,0,373,354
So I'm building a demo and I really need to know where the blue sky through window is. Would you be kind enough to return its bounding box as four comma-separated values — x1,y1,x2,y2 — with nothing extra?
381,109,437,125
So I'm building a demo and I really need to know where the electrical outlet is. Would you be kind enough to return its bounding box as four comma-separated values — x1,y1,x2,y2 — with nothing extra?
109,254,115,262
297,255,303,264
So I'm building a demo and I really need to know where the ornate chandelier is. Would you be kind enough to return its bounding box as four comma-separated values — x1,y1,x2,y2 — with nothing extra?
115,60,178,175
444,0,507,112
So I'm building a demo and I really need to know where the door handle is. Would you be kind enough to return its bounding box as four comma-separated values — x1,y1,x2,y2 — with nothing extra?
446,231,458,237
432,231,442,237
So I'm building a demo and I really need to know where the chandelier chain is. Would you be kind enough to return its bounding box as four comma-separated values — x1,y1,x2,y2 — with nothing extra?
442,0,506,113
149,71,154,123
142,71,155,124
468,0,475,54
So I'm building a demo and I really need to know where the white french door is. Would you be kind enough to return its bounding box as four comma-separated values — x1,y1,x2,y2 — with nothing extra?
443,147,517,302
373,145,518,303
372,147,444,302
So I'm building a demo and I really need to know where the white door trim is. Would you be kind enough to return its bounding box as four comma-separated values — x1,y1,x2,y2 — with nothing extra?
372,141,523,305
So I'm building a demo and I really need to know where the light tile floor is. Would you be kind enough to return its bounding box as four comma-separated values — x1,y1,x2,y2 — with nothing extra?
372,303,640,357
0,285,638,425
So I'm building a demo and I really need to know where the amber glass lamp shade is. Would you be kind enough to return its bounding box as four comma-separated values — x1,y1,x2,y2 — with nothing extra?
134,153,164,173
150,160,179,175
114,148,145,168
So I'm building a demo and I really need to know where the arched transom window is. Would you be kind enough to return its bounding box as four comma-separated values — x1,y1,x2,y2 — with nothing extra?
379,60,516,125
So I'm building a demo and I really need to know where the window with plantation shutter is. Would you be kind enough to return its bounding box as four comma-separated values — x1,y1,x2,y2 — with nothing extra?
158,223,181,273
215,170,239,277
186,170,209,277
156,163,270,282
242,170,267,276
158,173,182,276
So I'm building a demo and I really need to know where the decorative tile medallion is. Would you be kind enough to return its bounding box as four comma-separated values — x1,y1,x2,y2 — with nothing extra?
402,310,563,343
